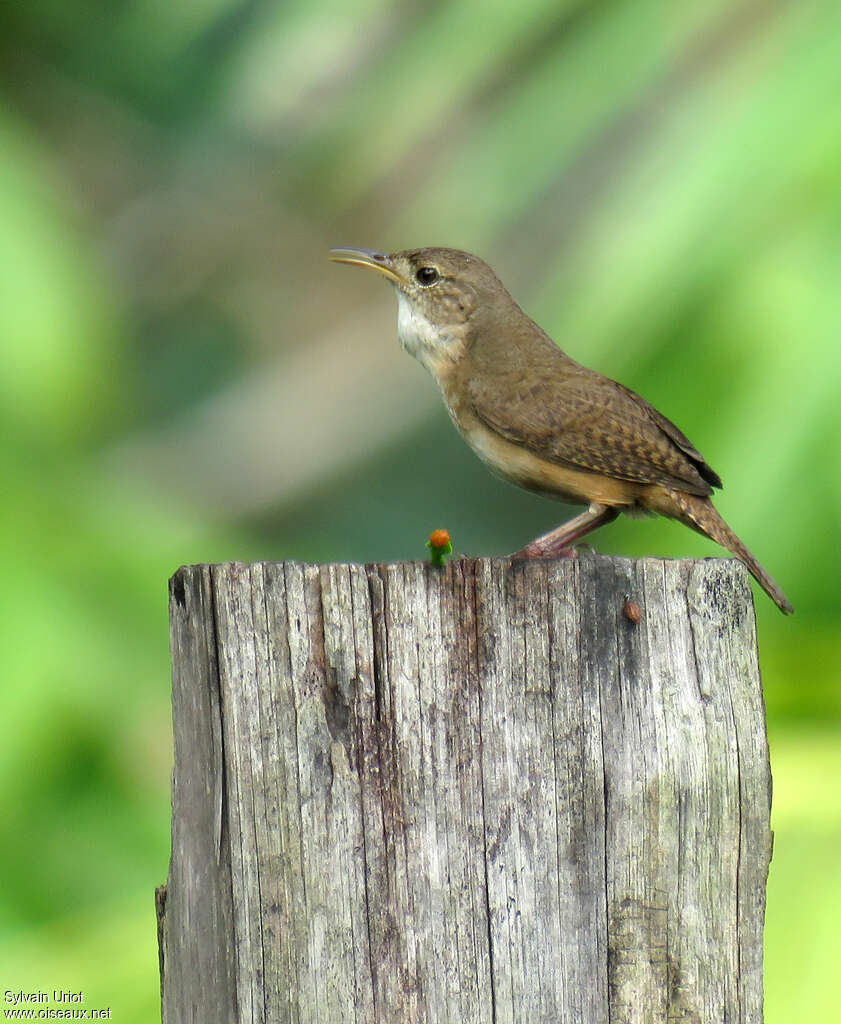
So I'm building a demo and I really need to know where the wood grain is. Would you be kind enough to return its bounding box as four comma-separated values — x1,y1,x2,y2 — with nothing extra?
160,555,772,1023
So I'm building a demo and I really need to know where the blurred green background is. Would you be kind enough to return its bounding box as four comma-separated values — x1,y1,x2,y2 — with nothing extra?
1,1,839,1020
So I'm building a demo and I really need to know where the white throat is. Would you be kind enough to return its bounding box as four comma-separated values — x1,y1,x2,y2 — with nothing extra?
396,290,460,375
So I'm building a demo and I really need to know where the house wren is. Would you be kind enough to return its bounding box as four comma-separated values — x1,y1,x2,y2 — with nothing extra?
330,246,793,614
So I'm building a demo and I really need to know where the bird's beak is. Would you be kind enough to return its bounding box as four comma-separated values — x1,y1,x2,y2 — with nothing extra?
329,247,406,286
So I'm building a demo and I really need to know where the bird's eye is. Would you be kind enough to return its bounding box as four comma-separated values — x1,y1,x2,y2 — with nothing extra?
415,266,439,286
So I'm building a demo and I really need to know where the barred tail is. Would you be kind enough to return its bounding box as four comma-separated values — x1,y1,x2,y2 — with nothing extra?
668,492,793,615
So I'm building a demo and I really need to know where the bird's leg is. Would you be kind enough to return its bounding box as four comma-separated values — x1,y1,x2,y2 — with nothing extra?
512,503,620,559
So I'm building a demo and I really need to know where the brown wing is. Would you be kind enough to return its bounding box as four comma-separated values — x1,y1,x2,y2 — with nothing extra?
468,367,721,497
611,381,722,489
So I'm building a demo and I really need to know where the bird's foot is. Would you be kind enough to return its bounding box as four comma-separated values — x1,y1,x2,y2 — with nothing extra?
510,506,620,561
511,541,579,560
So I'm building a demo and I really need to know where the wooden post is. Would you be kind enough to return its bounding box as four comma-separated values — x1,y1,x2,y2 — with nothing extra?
158,556,772,1024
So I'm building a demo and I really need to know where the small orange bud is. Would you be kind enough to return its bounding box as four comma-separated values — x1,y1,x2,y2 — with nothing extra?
429,529,451,549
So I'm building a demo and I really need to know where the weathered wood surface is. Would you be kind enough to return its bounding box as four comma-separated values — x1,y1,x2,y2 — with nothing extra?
159,555,772,1024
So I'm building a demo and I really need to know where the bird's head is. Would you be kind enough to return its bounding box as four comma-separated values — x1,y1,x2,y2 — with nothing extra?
330,246,511,375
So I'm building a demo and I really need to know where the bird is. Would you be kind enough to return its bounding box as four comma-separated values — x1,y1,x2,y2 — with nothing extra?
329,246,793,614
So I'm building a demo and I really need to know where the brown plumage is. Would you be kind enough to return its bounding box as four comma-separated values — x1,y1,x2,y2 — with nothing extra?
329,245,793,614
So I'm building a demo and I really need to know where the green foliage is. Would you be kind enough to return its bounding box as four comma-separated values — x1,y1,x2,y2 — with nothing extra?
0,1,838,1018
765,728,841,1023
